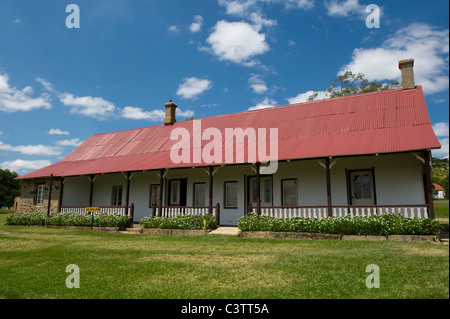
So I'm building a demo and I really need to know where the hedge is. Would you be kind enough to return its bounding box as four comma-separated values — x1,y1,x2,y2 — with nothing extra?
6,212,132,228
140,214,218,230
237,213,441,236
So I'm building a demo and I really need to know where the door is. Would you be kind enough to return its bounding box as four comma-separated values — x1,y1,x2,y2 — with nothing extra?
168,179,187,206
248,176,272,207
349,170,375,205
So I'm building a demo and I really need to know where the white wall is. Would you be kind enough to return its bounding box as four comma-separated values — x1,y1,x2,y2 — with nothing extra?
61,176,90,207
60,152,426,224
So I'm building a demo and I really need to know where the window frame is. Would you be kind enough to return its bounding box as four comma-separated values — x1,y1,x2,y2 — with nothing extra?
149,184,160,208
224,181,238,209
111,185,123,206
281,178,298,207
193,182,206,207
36,184,45,205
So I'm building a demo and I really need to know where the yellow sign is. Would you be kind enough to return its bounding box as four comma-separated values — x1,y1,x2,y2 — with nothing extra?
85,207,99,212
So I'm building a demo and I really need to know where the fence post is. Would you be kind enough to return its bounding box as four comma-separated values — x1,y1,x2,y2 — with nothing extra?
130,203,134,223
215,203,220,225
247,202,252,215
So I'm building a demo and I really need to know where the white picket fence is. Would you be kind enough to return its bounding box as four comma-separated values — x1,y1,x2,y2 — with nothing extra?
251,205,430,219
60,206,133,216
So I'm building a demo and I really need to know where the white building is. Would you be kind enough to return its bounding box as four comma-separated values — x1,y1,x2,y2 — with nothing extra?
16,59,441,224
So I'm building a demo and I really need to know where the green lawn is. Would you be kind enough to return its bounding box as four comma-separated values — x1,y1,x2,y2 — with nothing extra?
434,199,449,220
0,221,448,299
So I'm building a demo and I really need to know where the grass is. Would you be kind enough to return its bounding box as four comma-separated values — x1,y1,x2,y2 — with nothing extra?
0,220,448,299
434,199,449,220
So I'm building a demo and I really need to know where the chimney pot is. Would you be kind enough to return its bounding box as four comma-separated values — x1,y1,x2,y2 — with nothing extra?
164,101,177,125
398,59,415,90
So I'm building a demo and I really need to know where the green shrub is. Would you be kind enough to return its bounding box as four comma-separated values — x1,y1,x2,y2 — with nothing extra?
237,213,441,236
140,214,218,230
6,212,131,228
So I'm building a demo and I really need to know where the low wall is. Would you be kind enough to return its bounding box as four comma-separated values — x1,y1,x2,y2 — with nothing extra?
142,229,212,236
239,231,439,243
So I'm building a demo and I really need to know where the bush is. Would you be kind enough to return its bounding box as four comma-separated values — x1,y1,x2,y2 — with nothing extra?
140,214,218,230
237,213,441,236
6,212,131,228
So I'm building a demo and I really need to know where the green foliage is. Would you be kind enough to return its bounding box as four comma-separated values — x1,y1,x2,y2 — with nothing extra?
0,169,21,208
431,157,449,199
5,212,131,228
307,71,400,101
237,213,441,236
140,214,218,230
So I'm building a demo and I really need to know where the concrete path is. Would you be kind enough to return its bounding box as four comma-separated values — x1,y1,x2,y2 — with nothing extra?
209,227,241,236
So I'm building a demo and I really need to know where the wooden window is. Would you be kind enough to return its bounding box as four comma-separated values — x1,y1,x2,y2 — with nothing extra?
111,185,123,206
282,179,298,207
193,183,206,207
149,184,160,207
224,181,238,208
36,184,45,205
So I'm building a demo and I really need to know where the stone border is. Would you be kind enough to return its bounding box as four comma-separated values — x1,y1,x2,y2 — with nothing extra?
239,231,440,243
142,228,212,236
22,225,121,233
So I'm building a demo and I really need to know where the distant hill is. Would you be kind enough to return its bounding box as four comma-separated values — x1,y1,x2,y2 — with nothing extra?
432,157,449,199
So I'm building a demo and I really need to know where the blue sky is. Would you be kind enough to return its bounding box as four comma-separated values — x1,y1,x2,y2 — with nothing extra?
0,0,449,175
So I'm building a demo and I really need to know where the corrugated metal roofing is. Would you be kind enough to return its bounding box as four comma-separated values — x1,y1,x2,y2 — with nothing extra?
18,86,441,179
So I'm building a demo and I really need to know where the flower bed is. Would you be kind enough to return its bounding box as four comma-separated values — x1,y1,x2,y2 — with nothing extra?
237,213,441,236
6,212,132,229
140,214,218,230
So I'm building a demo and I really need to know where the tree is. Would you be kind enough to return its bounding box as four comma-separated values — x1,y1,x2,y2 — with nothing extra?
307,71,400,101
0,169,21,208
431,157,449,199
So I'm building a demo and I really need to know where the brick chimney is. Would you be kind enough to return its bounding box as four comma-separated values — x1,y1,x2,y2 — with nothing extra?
164,100,177,126
398,59,415,90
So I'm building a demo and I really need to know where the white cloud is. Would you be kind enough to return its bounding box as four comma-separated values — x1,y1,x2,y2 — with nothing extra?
432,138,449,159
59,93,116,120
218,0,257,16
0,141,62,156
168,25,179,32
248,12,277,31
55,138,83,147
218,0,314,17
205,20,269,66
48,128,69,135
248,74,268,94
176,109,195,118
0,159,52,174
36,77,56,93
190,15,204,33
286,90,328,104
339,23,449,94
325,0,365,18
432,122,449,137
176,77,212,99
0,73,51,113
248,97,277,110
121,106,165,121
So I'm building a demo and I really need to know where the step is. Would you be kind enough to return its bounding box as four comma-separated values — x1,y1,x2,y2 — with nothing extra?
209,227,241,236
124,227,143,233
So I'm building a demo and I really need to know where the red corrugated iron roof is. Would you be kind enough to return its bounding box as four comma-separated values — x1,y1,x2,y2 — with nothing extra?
432,183,445,191
18,86,441,179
